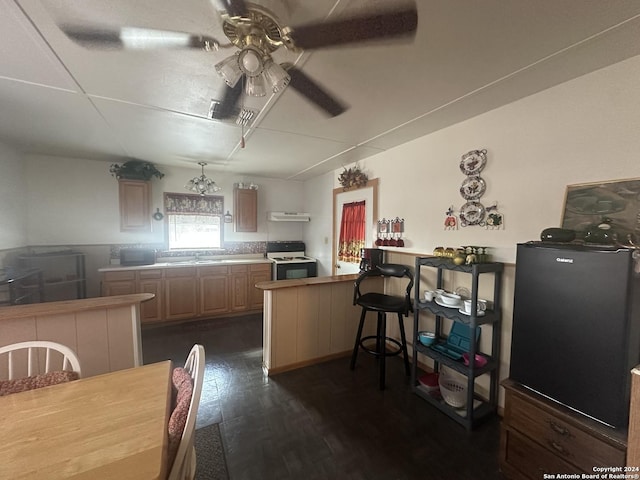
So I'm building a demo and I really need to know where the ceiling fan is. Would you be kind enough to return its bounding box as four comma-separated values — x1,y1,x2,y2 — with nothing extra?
60,0,418,119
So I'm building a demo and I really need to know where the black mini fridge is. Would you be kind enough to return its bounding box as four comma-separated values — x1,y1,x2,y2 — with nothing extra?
509,242,640,429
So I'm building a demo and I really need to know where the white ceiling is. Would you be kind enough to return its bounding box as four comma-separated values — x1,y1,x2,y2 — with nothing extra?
2,0,640,180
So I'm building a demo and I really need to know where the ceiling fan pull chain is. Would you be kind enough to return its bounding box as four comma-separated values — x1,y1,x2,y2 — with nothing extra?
240,75,246,148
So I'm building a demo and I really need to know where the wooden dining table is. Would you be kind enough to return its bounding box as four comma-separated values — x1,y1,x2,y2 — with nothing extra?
0,360,173,480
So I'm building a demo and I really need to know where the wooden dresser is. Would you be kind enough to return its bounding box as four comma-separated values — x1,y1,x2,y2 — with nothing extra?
500,379,627,479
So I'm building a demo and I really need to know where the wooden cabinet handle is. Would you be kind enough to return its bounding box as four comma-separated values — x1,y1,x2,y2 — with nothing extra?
548,420,570,436
548,440,568,456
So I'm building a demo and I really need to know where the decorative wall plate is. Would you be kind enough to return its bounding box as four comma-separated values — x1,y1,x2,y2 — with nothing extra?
460,149,487,175
459,201,486,227
460,176,486,200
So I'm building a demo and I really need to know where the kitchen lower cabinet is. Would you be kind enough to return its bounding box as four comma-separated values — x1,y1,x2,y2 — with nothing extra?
248,263,271,310
500,379,626,479
137,269,163,323
101,270,163,324
101,261,271,323
101,271,136,296
230,265,249,311
199,266,229,316
164,267,198,321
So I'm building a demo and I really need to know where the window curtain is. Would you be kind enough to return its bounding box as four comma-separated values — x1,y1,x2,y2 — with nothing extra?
164,193,223,215
338,201,366,263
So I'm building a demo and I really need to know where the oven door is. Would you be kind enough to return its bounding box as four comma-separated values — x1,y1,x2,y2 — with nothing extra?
275,262,317,280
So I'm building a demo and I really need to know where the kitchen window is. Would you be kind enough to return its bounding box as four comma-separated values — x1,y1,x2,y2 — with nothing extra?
164,193,224,249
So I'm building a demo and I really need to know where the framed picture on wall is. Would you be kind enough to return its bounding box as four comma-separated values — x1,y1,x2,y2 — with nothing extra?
561,178,640,243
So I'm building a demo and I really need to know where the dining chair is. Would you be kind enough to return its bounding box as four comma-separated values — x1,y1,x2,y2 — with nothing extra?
0,340,82,380
168,344,205,480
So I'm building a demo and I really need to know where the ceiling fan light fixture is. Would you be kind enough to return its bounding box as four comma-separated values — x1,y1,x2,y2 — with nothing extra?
264,60,290,93
245,74,266,97
215,53,242,87
120,27,189,49
185,162,221,196
237,47,264,77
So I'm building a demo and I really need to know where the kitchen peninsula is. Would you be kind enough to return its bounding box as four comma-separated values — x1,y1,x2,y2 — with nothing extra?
0,293,152,377
257,274,383,375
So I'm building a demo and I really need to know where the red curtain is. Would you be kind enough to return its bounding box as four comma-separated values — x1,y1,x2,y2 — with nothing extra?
338,201,366,263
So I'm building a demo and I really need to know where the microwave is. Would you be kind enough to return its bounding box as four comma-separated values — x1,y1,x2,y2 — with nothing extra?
119,248,156,266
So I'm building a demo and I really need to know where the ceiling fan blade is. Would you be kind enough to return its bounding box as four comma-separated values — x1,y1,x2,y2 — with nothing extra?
287,67,347,117
61,26,220,50
218,0,249,18
290,6,418,49
211,81,243,120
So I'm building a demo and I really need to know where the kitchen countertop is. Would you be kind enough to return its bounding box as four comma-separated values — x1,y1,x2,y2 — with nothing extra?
0,293,154,320
256,274,359,290
99,256,272,272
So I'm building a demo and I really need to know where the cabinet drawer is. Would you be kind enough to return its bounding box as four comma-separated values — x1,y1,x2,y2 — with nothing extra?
165,267,196,278
138,269,163,279
102,271,135,281
198,265,228,276
250,263,271,272
507,391,625,469
231,265,248,274
501,426,581,479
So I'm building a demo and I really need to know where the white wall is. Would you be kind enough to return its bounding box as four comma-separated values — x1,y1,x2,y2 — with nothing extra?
305,53,640,264
0,142,27,249
23,156,306,246
303,172,334,276
302,53,640,403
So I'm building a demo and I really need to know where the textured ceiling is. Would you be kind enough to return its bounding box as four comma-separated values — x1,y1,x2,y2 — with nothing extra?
1,0,640,179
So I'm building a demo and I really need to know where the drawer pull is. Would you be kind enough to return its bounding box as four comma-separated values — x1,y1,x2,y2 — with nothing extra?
549,440,568,456
548,421,570,436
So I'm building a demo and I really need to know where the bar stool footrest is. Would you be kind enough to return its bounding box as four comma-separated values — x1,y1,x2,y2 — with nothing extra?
359,335,404,358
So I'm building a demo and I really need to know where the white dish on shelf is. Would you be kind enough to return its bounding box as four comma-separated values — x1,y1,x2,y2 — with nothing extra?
435,297,462,308
458,307,485,317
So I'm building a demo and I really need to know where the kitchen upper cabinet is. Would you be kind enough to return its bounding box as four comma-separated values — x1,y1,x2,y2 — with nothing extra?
199,265,229,316
119,180,151,232
234,188,257,232
164,267,198,321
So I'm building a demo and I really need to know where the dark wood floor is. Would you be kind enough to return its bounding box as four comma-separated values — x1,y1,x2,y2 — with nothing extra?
142,314,506,480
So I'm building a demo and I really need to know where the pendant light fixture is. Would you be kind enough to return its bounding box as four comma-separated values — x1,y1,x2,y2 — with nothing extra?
185,162,221,196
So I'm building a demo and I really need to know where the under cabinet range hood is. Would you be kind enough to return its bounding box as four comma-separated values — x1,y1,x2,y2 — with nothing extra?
267,211,311,222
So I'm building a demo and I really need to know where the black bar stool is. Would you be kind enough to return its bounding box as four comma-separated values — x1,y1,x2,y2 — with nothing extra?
350,263,413,390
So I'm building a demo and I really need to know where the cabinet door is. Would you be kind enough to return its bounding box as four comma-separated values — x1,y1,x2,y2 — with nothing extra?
102,280,136,296
137,274,163,323
200,275,229,316
230,265,249,311
119,180,151,232
102,271,136,296
234,188,257,232
248,265,271,310
164,268,198,320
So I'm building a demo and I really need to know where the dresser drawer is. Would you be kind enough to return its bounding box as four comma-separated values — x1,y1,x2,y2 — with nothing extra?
501,425,581,479
506,390,625,469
